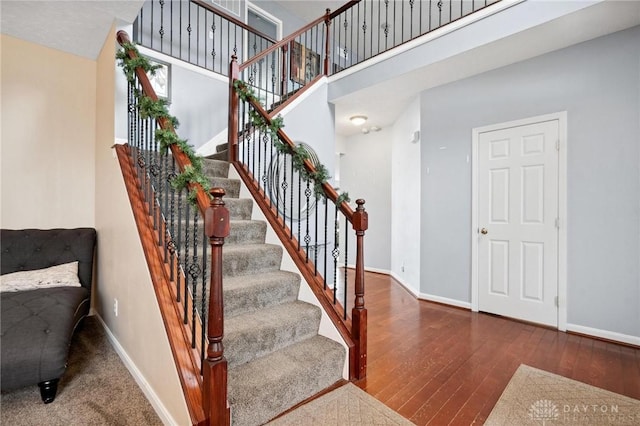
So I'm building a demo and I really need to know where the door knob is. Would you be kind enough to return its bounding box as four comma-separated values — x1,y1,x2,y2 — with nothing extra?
480,228,488,235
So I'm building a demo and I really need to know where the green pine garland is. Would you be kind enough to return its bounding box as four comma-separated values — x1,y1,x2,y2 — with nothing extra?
233,80,350,204
116,42,210,206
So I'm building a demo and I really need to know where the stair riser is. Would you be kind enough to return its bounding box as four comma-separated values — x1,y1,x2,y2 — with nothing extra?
223,272,300,319
225,303,321,368
201,158,230,178
177,220,267,245
223,246,282,277
228,336,345,426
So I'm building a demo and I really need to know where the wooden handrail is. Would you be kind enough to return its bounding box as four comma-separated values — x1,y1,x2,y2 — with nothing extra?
190,0,277,44
242,92,355,220
118,30,231,425
117,30,212,217
239,12,329,71
329,0,361,19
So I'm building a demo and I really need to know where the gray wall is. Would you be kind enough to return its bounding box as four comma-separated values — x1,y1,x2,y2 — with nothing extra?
340,128,392,271
169,67,228,149
420,26,640,337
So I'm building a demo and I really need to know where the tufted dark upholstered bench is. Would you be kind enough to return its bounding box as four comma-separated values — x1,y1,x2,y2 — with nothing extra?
1,228,96,403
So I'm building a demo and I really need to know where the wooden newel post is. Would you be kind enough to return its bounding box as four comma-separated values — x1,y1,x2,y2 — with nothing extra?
351,199,368,380
228,56,240,163
323,8,331,76
203,188,230,426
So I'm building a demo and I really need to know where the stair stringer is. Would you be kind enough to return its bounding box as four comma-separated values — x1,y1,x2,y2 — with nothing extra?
227,165,350,380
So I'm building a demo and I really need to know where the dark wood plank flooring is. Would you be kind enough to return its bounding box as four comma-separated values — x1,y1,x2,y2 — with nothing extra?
355,272,640,425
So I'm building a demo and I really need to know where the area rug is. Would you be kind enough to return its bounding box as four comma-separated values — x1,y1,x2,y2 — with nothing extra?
485,364,640,425
267,383,415,425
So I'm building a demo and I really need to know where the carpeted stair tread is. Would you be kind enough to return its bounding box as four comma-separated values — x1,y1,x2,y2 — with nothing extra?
206,150,228,161
202,158,230,178
223,271,300,319
225,301,321,368
227,220,267,245
225,198,253,220
228,335,345,426
210,177,240,198
223,244,282,277
216,143,228,153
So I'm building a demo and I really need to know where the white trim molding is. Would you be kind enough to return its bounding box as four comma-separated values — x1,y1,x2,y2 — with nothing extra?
389,271,420,298
94,315,179,426
566,323,640,347
418,293,472,310
471,111,568,330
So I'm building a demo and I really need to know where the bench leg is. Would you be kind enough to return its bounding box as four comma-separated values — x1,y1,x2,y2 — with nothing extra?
38,379,59,403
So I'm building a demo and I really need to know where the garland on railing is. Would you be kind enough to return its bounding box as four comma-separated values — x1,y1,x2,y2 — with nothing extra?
233,80,350,205
116,42,211,205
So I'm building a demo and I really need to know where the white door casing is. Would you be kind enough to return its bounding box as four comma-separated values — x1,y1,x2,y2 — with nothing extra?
471,113,567,329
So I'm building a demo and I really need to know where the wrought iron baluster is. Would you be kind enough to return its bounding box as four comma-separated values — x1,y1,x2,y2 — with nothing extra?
159,0,165,51
343,214,349,320
289,155,294,239
200,222,208,364
190,210,199,348
438,0,443,27
384,0,389,50
314,193,319,274
183,199,190,324
176,188,184,303
281,153,288,226
304,178,311,261
297,168,301,249
332,205,339,304
410,0,415,39
187,2,192,63
324,198,328,289
168,159,178,282
211,19,217,72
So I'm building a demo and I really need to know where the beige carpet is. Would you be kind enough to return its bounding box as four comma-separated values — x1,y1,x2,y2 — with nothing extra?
267,383,415,425
1,316,161,426
485,364,640,425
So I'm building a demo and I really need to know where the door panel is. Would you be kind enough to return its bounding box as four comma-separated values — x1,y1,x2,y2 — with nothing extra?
478,119,559,327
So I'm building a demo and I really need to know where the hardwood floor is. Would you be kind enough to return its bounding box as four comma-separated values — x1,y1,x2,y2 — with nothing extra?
355,272,640,425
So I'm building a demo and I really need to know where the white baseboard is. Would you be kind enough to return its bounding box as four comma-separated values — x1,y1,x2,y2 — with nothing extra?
94,315,178,426
566,323,640,347
388,271,420,298
418,292,472,310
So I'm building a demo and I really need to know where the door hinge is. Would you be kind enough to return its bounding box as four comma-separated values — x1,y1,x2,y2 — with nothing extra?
555,296,559,307
555,217,560,229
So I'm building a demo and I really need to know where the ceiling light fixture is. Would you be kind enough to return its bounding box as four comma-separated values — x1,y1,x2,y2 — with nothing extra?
350,115,368,126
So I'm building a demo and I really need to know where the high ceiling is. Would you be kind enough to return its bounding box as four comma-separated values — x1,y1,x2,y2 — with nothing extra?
2,1,639,137
0,0,144,60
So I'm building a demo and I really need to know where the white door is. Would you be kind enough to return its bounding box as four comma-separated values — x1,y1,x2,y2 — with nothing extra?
477,119,559,327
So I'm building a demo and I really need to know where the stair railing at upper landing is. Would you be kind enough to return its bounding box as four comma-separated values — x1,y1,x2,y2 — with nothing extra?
133,0,277,76
117,31,230,426
133,0,501,97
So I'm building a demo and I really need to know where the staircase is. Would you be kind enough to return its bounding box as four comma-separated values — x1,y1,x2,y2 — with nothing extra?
201,146,346,425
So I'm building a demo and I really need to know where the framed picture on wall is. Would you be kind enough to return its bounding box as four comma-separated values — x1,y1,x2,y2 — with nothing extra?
147,59,171,100
290,41,320,85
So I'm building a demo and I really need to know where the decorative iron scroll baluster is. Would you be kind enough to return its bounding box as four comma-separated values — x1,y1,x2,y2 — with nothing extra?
304,179,311,261
183,199,190,324
332,205,339,304
190,210,199,348
384,0,389,50
177,188,184,303
211,20,216,69
159,0,165,50
200,220,208,361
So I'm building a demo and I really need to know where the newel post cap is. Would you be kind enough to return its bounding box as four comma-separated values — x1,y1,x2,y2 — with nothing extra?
206,188,230,239
352,199,368,231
